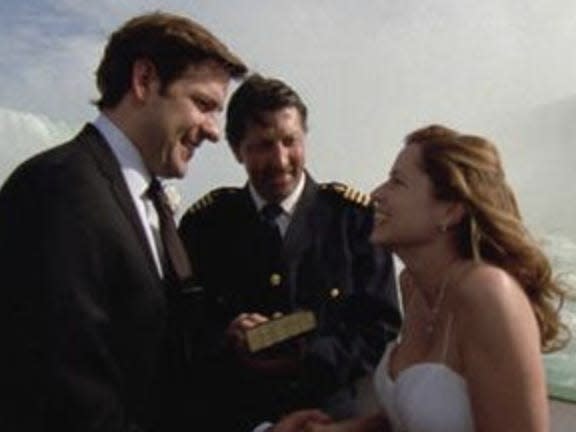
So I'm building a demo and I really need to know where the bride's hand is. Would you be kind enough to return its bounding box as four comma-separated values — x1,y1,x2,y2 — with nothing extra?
303,421,347,432
304,415,389,432
271,409,331,432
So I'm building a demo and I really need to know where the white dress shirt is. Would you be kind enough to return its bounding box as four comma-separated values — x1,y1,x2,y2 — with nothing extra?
92,114,164,277
248,172,306,236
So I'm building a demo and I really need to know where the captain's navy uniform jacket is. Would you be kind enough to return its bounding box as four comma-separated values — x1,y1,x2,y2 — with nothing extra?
178,174,400,431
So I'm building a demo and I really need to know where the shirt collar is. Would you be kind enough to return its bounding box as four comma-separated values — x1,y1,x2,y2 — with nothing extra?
249,172,307,216
92,113,152,199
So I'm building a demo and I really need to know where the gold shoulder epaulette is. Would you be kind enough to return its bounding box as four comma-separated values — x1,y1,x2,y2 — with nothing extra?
186,187,240,214
320,182,372,207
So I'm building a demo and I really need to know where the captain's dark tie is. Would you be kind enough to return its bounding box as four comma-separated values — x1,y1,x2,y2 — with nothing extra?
147,178,192,284
261,202,283,248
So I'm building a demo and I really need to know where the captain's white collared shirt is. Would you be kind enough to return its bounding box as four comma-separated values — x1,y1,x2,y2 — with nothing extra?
92,114,164,276
249,173,306,237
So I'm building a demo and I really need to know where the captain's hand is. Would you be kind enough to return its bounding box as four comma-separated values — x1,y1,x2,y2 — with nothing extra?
271,409,331,432
226,312,269,351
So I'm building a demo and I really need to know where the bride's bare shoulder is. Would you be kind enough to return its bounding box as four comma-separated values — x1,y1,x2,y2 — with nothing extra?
454,262,532,330
455,263,521,301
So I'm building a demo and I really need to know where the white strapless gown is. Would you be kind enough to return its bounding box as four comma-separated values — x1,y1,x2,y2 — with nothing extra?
373,342,475,432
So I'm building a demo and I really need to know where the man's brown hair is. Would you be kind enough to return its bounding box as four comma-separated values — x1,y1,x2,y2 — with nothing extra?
95,11,247,109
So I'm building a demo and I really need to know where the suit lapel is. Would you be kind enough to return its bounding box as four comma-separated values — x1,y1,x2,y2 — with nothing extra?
77,124,159,274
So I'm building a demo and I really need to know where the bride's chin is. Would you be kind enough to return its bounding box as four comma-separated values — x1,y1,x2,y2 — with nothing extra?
369,231,387,246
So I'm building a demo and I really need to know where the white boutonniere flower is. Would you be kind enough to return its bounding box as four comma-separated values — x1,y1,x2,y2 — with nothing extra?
162,184,182,214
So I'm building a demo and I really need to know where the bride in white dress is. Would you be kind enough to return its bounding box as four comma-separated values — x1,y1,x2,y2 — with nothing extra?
299,124,568,432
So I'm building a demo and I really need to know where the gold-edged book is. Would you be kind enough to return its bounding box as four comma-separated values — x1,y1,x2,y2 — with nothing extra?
245,310,317,353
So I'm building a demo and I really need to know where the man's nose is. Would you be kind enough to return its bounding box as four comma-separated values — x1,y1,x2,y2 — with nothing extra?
201,113,220,143
270,142,289,167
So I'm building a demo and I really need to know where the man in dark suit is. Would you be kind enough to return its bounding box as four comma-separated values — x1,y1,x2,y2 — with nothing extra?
178,75,401,432
0,12,247,432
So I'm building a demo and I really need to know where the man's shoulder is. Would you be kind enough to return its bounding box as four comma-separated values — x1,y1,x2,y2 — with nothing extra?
317,181,373,210
3,128,99,193
183,186,244,217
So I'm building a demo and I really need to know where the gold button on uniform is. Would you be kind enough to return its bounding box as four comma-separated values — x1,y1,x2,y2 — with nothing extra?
269,273,282,286
329,288,340,298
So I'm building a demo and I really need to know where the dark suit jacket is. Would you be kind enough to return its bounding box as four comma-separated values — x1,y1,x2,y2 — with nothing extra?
178,175,400,431
0,125,172,432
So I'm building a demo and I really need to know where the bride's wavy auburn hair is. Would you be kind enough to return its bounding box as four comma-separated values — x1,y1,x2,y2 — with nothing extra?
406,124,569,352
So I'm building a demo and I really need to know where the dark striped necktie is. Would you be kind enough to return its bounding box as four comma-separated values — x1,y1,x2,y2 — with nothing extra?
147,178,192,284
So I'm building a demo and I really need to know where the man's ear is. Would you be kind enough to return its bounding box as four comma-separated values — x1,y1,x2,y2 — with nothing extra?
132,59,158,102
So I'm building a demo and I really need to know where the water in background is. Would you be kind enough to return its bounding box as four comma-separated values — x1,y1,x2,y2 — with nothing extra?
542,234,576,402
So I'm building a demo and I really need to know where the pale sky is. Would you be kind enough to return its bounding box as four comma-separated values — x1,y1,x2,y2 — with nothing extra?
1,0,575,255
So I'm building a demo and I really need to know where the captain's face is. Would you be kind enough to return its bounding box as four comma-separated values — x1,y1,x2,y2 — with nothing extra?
234,106,306,202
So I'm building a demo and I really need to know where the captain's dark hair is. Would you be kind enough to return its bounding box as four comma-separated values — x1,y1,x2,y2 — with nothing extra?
225,74,308,150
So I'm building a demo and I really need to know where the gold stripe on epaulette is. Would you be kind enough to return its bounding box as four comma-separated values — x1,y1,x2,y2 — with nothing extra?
344,187,352,199
187,187,239,214
188,193,211,214
322,183,371,207
361,192,371,207
322,182,347,194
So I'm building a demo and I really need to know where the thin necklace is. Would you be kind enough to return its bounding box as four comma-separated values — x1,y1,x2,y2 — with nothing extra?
407,262,459,336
